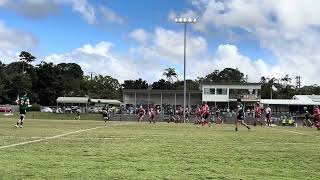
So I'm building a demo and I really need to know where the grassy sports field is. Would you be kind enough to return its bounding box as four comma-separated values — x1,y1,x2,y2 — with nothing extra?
0,118,319,179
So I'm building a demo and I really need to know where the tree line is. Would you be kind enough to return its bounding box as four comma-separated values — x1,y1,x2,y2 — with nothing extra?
0,51,319,106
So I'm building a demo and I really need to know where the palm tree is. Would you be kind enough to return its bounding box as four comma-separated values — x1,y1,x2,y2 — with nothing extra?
163,68,178,83
281,74,292,86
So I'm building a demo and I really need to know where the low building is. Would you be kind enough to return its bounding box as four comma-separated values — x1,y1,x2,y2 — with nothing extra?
122,89,202,109
200,83,261,108
123,83,262,110
261,95,320,113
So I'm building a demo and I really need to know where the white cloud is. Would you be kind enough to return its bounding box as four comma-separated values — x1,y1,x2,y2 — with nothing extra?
44,41,166,83
172,0,320,84
62,0,95,24
129,29,150,44
99,6,124,25
130,27,208,67
0,0,96,24
0,21,37,63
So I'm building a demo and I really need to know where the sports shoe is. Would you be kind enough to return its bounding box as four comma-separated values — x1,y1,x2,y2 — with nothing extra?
19,125,23,128
235,128,238,131
14,125,19,128
247,126,251,130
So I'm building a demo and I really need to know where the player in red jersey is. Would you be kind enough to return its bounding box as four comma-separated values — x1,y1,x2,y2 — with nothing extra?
254,102,263,126
313,106,320,130
137,106,146,122
148,106,156,124
201,102,210,126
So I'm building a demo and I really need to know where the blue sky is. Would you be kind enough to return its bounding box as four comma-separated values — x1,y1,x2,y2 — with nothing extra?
0,0,319,84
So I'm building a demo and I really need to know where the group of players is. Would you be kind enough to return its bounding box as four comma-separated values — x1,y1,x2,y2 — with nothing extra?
135,99,261,131
12,93,320,131
303,106,320,130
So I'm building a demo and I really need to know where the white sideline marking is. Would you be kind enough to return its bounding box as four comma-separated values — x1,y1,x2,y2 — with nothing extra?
0,122,130,150
272,128,308,136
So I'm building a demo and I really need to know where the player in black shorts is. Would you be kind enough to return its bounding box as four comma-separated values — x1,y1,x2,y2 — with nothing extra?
168,106,175,123
303,107,312,127
102,105,110,123
235,99,250,131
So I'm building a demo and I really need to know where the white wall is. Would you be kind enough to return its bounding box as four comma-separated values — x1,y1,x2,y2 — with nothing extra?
202,94,229,102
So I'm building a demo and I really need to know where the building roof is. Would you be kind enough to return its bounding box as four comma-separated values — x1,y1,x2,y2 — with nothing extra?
90,99,122,105
261,95,320,106
122,89,202,94
200,82,261,86
57,97,89,104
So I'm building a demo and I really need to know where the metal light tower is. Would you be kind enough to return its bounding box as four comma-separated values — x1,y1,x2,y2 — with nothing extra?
174,17,197,123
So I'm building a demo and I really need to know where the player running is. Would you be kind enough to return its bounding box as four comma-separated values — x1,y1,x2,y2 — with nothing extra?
265,104,272,127
313,106,320,130
102,105,110,123
176,106,183,123
235,99,250,131
254,102,263,126
195,106,202,124
201,102,210,126
215,107,223,124
303,107,312,127
15,93,30,128
184,108,190,123
168,106,176,123
148,106,156,124
137,106,146,122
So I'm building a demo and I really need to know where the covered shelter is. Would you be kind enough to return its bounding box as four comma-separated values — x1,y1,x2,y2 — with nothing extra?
260,95,320,113
56,97,89,112
90,99,122,106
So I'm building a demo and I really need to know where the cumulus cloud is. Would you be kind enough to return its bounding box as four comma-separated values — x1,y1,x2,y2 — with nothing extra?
128,27,279,82
0,21,37,63
44,41,166,83
64,0,95,24
130,27,208,66
172,0,320,84
0,0,60,19
99,6,124,25
0,0,96,24
129,29,150,44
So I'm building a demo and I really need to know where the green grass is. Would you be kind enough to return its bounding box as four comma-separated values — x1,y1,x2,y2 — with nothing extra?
0,118,319,179
0,111,104,120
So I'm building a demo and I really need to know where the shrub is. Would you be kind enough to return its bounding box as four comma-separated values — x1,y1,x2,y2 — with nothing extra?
28,104,41,111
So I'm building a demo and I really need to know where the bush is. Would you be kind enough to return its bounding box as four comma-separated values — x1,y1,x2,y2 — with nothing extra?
28,104,41,111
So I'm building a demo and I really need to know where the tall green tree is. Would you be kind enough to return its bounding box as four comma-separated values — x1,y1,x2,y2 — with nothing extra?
201,68,245,83
152,79,175,90
174,80,199,90
19,51,36,73
122,79,148,89
89,75,121,99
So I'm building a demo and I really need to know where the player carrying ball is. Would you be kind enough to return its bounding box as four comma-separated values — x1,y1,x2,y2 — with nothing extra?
15,92,30,128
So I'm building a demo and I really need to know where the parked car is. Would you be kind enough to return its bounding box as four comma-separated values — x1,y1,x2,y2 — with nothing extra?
41,107,53,113
0,106,12,113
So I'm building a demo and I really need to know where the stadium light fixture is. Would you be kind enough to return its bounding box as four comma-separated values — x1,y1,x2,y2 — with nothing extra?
174,17,197,123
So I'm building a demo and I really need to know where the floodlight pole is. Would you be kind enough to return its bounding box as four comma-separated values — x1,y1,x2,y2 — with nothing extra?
183,22,187,123
175,18,196,123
